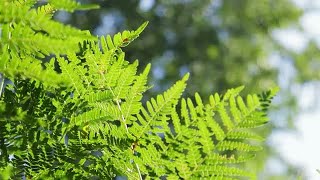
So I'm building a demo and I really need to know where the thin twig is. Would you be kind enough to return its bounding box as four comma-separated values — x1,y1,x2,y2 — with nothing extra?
99,69,129,133
114,98,129,133
134,161,143,180
0,73,5,98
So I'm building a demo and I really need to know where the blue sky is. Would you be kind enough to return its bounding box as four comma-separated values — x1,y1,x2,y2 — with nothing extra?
270,0,320,179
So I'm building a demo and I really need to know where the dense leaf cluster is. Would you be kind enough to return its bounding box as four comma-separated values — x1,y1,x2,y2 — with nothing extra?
0,0,277,179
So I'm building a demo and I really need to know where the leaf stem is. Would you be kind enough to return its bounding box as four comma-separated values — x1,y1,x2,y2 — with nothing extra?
135,161,143,180
0,73,5,98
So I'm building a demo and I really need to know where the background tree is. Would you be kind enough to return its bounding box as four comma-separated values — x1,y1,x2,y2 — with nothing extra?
54,0,319,178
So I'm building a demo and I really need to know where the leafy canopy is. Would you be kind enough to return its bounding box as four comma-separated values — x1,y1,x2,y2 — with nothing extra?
0,0,278,179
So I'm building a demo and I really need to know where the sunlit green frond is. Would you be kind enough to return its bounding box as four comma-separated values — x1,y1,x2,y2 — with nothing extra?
195,165,254,178
0,1,278,179
122,64,151,123
216,141,262,152
205,154,256,164
100,21,149,52
0,52,70,87
57,56,86,96
131,73,189,139
134,85,277,179
37,3,56,17
226,131,264,141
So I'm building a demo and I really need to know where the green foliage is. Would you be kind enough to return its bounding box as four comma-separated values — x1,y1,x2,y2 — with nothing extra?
0,0,95,87
0,0,278,179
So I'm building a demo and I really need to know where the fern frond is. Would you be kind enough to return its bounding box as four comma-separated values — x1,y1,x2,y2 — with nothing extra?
131,85,277,178
122,64,151,123
71,102,117,126
9,24,80,56
114,61,138,99
37,3,56,17
226,131,264,141
216,141,262,152
57,56,86,96
0,1,94,40
131,73,189,140
0,0,97,86
0,164,13,179
100,21,149,52
0,53,70,87
205,154,256,165
196,165,254,178
258,87,279,111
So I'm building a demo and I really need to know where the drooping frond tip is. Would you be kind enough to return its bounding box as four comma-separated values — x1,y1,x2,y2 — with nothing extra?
100,21,149,52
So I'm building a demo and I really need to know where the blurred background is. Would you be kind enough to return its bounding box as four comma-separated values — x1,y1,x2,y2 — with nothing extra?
54,0,320,179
